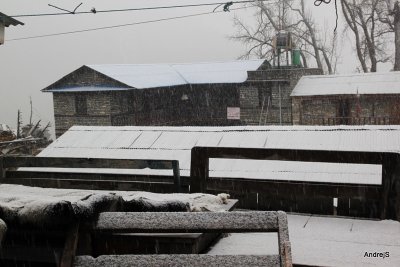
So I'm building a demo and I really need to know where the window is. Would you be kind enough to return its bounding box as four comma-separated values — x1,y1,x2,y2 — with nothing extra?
75,94,87,115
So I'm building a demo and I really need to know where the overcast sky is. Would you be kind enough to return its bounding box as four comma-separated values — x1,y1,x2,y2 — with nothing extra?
0,0,391,137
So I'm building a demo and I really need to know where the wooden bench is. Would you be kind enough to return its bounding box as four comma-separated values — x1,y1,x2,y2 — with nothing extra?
0,156,184,193
190,147,400,220
74,211,292,267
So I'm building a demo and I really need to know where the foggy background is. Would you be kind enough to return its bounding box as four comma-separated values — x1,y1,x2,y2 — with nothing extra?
0,0,391,137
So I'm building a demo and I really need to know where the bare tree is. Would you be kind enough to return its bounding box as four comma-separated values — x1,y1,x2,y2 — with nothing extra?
342,0,394,72
389,1,400,70
232,0,336,73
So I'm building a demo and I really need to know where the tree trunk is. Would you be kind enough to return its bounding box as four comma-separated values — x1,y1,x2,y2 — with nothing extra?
342,0,369,72
321,49,333,74
356,4,378,72
394,1,400,71
300,51,308,68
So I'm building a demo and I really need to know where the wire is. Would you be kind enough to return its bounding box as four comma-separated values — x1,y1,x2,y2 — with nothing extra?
314,0,338,33
10,0,271,18
7,6,250,42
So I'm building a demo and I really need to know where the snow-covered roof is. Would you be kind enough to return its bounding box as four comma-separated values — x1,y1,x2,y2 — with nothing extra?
291,71,400,96
36,125,400,185
44,60,265,92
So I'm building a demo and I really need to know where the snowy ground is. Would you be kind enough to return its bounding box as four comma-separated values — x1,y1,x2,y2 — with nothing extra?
208,214,400,267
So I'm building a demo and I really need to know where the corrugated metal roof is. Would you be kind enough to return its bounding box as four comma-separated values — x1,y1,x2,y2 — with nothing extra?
35,125,400,184
291,71,400,96
44,60,265,92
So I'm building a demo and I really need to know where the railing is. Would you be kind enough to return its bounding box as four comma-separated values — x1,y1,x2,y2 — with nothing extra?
190,146,400,220
302,115,392,125
0,156,184,193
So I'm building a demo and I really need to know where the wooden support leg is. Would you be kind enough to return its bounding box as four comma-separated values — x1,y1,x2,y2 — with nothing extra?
60,224,80,267
172,161,181,193
277,211,292,267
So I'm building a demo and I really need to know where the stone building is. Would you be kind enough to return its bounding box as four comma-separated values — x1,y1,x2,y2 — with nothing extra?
291,72,400,125
42,60,320,137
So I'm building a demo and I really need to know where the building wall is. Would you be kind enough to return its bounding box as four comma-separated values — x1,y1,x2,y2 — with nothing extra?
111,84,242,127
51,66,323,136
53,92,112,137
241,68,322,125
292,94,400,125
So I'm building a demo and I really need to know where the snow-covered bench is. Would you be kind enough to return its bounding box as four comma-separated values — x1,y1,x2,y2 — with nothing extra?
0,156,183,193
190,146,400,220
73,211,292,267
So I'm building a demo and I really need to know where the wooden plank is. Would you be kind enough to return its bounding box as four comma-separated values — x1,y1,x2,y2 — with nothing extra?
206,178,382,199
74,254,281,267
2,156,176,170
7,170,191,187
191,147,389,165
6,170,174,183
94,211,279,233
60,224,79,267
89,201,237,256
0,178,176,193
277,211,292,267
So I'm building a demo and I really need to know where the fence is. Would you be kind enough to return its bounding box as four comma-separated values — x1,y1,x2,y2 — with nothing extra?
190,147,400,220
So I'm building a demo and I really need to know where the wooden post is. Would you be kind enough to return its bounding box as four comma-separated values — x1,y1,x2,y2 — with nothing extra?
381,154,395,220
60,224,80,267
172,160,181,193
277,211,292,267
388,155,400,221
0,156,4,179
190,147,209,193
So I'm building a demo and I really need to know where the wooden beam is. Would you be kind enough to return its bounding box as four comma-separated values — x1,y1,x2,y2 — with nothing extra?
0,178,176,193
74,254,281,267
206,178,382,199
192,147,389,165
94,211,279,233
190,147,391,194
277,211,292,267
2,156,176,170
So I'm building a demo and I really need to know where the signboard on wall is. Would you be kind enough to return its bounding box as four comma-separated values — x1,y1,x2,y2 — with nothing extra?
227,107,240,120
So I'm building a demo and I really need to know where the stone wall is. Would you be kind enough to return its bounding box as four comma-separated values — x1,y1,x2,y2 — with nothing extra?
50,66,323,136
292,95,400,125
240,68,322,125
53,92,112,137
